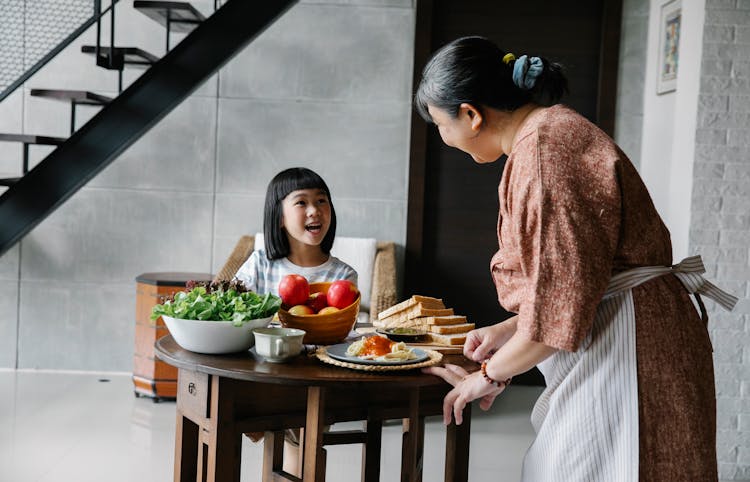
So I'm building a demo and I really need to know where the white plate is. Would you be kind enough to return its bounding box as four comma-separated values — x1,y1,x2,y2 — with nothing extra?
325,342,429,366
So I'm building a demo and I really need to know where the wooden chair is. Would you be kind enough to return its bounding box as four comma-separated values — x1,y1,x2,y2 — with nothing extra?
215,235,398,322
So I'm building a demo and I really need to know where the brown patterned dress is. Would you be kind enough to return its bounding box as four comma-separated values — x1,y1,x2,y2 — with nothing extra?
490,105,716,481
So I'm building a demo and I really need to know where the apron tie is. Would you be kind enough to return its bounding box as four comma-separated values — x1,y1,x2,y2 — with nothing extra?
602,255,738,323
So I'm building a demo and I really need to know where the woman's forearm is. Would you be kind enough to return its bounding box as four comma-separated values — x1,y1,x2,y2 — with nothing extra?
483,330,556,382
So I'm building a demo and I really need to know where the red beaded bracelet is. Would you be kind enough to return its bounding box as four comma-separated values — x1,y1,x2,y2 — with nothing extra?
480,359,512,388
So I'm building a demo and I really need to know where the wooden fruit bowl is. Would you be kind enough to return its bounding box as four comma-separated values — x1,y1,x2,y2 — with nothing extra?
277,282,360,345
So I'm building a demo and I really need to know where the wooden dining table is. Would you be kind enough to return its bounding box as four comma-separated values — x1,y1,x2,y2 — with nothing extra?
155,335,475,482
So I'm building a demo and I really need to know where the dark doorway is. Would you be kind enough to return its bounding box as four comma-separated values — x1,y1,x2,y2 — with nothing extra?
406,0,622,385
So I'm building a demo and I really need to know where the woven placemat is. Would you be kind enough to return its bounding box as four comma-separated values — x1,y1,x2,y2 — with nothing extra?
315,347,443,372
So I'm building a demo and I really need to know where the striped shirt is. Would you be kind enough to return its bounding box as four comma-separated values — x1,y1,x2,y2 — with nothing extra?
234,249,357,296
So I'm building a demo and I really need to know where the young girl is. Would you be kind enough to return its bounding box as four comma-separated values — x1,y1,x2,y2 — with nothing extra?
234,166,357,295
233,167,357,477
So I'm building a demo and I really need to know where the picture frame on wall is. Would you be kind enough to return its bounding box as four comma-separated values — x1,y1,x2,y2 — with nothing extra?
657,0,681,94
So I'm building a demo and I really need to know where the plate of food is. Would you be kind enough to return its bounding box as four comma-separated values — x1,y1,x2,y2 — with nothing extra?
326,336,429,366
375,327,428,342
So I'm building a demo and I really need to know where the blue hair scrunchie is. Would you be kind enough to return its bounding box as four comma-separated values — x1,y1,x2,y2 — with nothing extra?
512,55,544,90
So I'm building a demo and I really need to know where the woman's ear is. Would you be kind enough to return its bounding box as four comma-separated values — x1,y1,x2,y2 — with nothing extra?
460,103,483,132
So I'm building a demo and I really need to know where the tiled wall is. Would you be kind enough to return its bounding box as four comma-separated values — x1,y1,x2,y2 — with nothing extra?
614,0,649,167
0,0,414,370
694,1,750,479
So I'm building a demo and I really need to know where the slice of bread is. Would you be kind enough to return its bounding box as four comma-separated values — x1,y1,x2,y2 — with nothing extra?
429,323,474,334
377,316,469,331
423,315,467,326
377,306,455,328
377,295,445,320
428,332,467,346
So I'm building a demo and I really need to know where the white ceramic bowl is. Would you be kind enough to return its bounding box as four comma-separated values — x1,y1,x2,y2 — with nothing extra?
162,315,272,354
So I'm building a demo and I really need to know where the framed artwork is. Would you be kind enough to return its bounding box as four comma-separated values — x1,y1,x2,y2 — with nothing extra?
657,0,681,94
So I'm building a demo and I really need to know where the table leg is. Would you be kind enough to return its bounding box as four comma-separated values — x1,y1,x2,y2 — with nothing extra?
444,403,471,482
204,376,242,482
302,386,326,481
361,413,382,482
174,408,198,482
401,389,424,482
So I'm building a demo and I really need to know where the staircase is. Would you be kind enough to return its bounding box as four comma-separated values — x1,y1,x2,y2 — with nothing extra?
0,0,297,258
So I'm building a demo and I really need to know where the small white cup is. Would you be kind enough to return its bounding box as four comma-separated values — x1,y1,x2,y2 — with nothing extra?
253,327,306,363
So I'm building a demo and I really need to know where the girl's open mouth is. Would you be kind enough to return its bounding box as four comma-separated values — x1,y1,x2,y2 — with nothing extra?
305,223,322,233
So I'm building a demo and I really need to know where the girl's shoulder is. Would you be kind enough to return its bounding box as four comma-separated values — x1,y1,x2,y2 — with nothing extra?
327,255,355,271
245,249,289,272
327,256,358,283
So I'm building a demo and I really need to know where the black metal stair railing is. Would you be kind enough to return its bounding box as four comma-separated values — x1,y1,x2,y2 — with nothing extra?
0,0,120,104
0,0,297,258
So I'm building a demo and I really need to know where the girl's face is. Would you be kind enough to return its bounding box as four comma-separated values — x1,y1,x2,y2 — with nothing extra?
427,103,503,163
280,188,332,248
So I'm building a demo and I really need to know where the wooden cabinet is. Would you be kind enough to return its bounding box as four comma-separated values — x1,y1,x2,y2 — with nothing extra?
133,272,213,400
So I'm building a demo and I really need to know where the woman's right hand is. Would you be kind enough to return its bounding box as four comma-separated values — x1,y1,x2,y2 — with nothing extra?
464,317,518,362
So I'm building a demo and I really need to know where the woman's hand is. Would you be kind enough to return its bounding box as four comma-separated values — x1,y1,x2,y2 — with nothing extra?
422,364,506,425
464,317,518,362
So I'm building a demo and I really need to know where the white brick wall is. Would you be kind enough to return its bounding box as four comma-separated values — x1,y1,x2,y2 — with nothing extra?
695,1,750,480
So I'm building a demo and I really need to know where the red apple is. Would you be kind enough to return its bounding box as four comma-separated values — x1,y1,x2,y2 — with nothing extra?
318,306,340,315
306,292,328,313
278,274,309,306
288,304,314,316
326,280,358,309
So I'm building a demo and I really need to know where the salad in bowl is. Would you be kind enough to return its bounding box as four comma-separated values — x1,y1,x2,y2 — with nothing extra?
151,280,281,354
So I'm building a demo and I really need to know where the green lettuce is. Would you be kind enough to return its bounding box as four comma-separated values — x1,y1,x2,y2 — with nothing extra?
151,283,281,327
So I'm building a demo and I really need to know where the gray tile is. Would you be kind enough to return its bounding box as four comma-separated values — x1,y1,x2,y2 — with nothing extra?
90,95,217,190
0,280,18,368
614,114,643,166
212,193,265,274
0,245,19,280
220,4,414,102
216,98,411,200
622,0,650,18
21,189,214,283
23,88,76,138
17,280,134,370
335,198,406,244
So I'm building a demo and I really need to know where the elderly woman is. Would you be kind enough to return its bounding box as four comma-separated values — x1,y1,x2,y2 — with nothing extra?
417,36,736,481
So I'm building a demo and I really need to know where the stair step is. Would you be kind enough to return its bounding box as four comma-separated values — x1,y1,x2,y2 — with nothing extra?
0,133,67,145
81,45,160,69
134,1,206,32
0,178,21,187
29,89,112,105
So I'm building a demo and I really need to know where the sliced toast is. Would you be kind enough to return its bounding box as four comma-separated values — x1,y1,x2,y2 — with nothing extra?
428,332,467,346
377,295,445,320
429,323,474,334
376,306,455,328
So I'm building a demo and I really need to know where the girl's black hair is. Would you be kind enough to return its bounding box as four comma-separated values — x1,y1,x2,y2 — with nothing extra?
263,167,337,260
415,36,568,122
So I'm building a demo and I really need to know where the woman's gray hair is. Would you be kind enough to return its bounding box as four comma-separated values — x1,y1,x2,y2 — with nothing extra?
415,36,567,122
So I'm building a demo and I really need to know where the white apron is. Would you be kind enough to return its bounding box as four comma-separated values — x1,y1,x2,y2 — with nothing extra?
520,256,737,482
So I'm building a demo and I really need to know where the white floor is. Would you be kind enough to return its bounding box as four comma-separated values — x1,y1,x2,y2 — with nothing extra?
0,370,543,482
